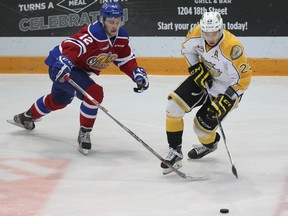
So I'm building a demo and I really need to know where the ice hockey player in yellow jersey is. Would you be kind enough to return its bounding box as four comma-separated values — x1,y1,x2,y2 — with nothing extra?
161,11,252,175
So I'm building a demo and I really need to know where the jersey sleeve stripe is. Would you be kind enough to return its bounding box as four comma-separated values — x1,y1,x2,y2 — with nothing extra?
114,53,136,67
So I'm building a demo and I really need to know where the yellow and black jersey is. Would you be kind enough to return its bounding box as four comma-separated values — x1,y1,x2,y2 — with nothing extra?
181,24,252,97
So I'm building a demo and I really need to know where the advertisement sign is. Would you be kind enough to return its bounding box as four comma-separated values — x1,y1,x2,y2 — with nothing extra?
1,0,286,37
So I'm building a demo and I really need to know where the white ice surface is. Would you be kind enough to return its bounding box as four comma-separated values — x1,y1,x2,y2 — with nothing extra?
1,74,288,216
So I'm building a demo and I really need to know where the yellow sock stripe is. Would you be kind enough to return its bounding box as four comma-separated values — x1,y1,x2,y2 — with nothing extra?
199,132,216,145
166,114,183,132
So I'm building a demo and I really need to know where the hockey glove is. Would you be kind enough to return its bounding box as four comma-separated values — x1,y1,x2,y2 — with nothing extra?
133,67,149,93
188,62,212,89
206,87,237,120
51,56,73,83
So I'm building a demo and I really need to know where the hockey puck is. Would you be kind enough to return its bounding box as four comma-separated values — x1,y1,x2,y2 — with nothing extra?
220,208,229,213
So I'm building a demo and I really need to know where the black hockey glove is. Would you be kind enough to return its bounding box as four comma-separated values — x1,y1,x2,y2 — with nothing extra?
206,87,238,120
188,62,212,89
133,67,149,93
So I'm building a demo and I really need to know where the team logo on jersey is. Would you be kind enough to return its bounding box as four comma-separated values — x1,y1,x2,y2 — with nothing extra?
201,57,221,77
230,45,243,60
87,52,117,70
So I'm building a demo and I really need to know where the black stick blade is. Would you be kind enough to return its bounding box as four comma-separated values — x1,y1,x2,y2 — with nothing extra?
232,165,238,179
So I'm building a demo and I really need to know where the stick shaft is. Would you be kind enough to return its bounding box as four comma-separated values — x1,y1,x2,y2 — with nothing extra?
205,84,238,178
65,76,200,179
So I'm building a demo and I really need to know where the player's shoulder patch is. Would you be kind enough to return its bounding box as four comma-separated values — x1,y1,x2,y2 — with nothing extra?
88,21,107,41
230,45,243,60
221,30,244,60
118,27,129,39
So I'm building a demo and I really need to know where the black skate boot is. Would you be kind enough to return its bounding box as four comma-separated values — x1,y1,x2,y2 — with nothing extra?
188,133,220,159
78,126,92,155
160,146,183,175
13,110,35,130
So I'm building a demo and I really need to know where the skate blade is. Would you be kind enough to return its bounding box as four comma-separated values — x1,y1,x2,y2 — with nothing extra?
162,162,183,175
7,119,26,129
7,119,35,130
78,147,89,155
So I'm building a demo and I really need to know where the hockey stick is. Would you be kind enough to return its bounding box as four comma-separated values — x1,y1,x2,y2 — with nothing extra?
65,76,207,181
205,83,238,179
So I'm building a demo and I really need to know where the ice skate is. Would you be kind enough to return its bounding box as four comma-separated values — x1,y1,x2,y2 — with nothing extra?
78,126,92,155
161,146,183,175
8,110,35,130
188,133,220,159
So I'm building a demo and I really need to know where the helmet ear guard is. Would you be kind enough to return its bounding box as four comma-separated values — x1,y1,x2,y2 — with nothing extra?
200,12,223,33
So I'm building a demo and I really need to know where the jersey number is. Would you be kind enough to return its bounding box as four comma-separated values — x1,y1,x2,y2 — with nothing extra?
79,34,93,45
240,62,251,73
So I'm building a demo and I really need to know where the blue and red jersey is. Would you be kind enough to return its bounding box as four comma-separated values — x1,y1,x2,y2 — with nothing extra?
45,21,138,79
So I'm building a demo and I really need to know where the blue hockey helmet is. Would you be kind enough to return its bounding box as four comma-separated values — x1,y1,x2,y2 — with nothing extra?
100,2,123,19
